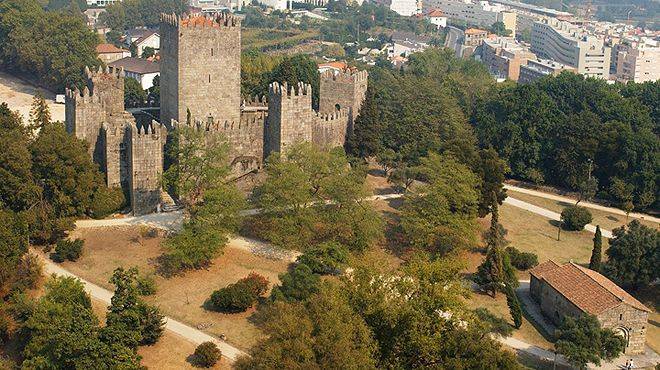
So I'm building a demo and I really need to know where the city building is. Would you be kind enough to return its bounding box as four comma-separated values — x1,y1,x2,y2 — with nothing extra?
109,57,160,90
529,261,650,354
464,28,488,46
85,0,119,7
387,31,432,58
96,43,131,64
518,58,574,84
531,18,611,79
481,37,536,80
426,9,448,29
389,0,419,16
422,0,517,35
612,39,659,83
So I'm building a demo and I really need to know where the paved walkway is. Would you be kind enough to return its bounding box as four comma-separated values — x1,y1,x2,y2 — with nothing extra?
505,184,660,224
39,254,248,362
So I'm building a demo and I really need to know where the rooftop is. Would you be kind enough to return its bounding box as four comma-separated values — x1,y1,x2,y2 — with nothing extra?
427,9,445,17
109,57,160,75
465,28,488,35
530,261,650,315
96,43,128,54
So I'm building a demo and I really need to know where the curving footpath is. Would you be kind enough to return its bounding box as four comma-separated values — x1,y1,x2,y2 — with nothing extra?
39,254,248,362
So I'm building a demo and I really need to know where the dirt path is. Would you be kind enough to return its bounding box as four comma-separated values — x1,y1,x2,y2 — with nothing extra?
38,254,248,362
0,71,65,123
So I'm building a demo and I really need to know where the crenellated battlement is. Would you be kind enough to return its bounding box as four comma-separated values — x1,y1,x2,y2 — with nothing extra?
268,81,313,98
320,69,368,83
85,65,125,81
316,108,347,121
160,12,240,29
242,95,267,108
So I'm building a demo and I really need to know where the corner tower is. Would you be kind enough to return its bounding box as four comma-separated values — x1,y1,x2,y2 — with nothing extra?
160,13,241,128
319,69,368,127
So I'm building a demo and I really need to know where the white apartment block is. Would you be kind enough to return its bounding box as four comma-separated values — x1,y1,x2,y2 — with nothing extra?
390,0,419,16
482,37,536,81
423,0,517,35
86,0,119,6
613,39,659,83
518,58,575,84
531,18,611,79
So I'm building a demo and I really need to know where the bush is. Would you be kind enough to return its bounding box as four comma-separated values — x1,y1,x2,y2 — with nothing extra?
296,242,349,275
208,273,268,313
505,247,538,271
90,186,125,219
51,239,84,262
12,253,43,292
193,341,221,368
561,206,592,231
136,273,157,296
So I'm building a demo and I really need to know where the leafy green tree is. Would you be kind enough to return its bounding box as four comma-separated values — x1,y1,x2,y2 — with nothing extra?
0,103,39,212
560,205,592,231
271,263,321,302
555,314,625,369
141,46,155,58
254,143,383,251
476,148,508,217
603,220,659,289
296,241,348,275
347,85,382,158
269,54,320,109
400,153,480,255
47,0,86,11
124,77,146,108
490,21,511,36
235,284,378,369
589,225,602,271
147,74,160,106
0,209,28,299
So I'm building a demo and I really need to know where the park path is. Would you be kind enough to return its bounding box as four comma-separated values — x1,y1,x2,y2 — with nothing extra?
38,254,249,362
505,184,660,224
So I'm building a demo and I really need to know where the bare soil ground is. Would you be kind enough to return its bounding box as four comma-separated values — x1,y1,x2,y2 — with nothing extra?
59,226,291,351
0,71,65,123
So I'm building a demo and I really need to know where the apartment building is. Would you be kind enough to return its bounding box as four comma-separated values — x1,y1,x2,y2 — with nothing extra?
518,58,575,84
531,18,611,79
612,39,659,83
423,0,517,35
390,0,419,16
482,37,536,80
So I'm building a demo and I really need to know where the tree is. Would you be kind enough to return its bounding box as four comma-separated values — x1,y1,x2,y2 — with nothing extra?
576,176,597,205
490,21,512,36
555,314,625,369
270,263,321,302
28,93,51,131
475,204,518,296
234,284,378,369
254,143,383,251
104,267,164,348
477,148,508,217
141,46,155,59
347,85,382,158
609,178,634,221
603,220,659,289
560,205,592,231
504,285,522,329
296,241,348,275
147,74,160,106
208,273,269,313
269,54,320,109
0,209,28,299
124,77,146,108
589,225,603,271
193,342,221,368
400,153,480,255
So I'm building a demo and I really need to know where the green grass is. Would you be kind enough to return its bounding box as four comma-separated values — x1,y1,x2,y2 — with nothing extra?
242,28,320,52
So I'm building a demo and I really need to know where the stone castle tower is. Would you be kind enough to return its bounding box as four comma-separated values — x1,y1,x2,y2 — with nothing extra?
160,13,241,128
65,67,166,216
319,69,369,128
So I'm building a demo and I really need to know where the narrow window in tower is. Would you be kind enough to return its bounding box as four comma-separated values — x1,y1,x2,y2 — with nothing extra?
209,75,211,83
211,48,214,56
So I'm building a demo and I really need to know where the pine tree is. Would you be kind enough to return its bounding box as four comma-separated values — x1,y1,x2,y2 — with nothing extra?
505,284,522,329
589,225,602,271
29,93,51,131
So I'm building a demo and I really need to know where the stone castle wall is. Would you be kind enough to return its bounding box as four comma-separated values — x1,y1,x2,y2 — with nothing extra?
265,82,314,157
160,13,241,128
319,69,368,126
128,122,166,215
597,304,649,354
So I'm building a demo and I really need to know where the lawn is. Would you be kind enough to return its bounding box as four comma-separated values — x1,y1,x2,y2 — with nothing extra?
506,190,658,232
58,226,291,351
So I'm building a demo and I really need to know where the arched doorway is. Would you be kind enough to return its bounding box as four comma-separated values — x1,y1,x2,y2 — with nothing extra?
613,326,630,351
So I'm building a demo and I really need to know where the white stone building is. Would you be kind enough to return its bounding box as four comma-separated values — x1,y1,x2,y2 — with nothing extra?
422,0,517,35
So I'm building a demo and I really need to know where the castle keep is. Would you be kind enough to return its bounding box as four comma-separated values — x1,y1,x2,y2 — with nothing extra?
66,13,368,215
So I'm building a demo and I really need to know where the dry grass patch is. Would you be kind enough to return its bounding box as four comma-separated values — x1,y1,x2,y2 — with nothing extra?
506,190,658,231
59,226,291,350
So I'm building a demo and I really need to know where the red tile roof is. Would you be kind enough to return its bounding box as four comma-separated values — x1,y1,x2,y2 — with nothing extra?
465,28,488,35
427,9,445,17
318,61,348,71
532,261,650,315
96,43,128,54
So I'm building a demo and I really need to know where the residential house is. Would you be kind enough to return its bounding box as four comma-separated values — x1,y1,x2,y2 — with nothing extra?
96,43,131,64
109,57,160,90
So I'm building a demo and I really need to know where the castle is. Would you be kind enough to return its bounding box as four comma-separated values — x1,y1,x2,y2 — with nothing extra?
65,13,368,215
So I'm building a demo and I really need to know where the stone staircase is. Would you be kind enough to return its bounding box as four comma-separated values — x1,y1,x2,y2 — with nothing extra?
160,190,182,212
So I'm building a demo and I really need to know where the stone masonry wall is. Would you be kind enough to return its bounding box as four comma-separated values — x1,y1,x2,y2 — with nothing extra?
128,122,165,215
265,82,314,157
311,110,350,149
160,14,241,127
319,69,368,128
597,304,649,354
538,281,584,326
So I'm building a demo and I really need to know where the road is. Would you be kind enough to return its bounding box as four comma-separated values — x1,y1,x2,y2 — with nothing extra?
39,253,249,362
505,184,660,224
444,26,464,58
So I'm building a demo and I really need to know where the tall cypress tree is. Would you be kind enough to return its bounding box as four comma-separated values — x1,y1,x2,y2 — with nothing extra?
589,225,602,271
475,202,505,297
505,284,522,329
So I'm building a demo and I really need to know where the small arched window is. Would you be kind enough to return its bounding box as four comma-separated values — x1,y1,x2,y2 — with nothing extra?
211,48,214,56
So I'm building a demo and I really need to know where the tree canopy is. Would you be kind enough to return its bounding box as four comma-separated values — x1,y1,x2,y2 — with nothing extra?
603,220,659,289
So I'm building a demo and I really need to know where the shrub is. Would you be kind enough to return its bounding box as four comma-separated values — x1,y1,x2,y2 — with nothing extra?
208,273,269,313
296,242,349,275
13,253,43,292
505,247,538,271
139,303,165,345
139,226,159,239
136,273,157,296
561,206,592,231
193,341,221,368
90,186,125,219
474,308,513,337
51,239,84,262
